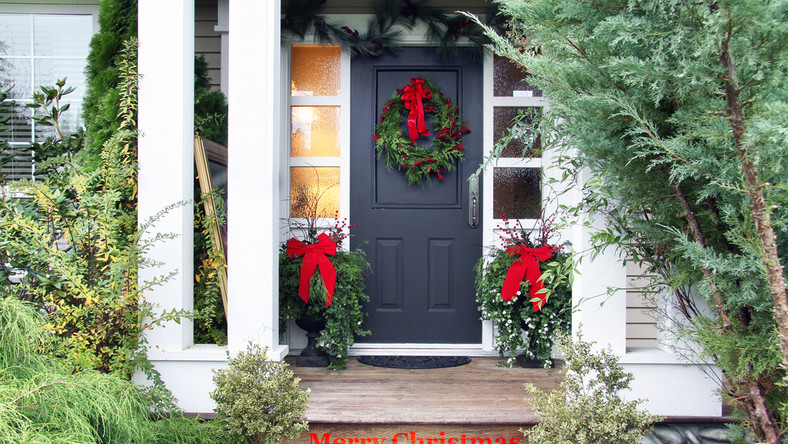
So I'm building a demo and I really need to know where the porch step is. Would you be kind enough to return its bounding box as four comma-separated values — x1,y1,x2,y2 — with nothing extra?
287,357,555,444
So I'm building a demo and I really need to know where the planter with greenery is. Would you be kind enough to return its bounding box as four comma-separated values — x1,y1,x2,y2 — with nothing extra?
475,216,573,367
279,215,371,370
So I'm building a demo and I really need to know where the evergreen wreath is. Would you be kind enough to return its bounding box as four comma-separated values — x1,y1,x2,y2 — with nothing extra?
374,76,470,186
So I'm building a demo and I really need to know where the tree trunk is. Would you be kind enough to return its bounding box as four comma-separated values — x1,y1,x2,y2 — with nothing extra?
720,34,788,394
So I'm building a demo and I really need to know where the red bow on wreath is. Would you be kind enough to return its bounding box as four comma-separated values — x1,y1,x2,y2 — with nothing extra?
286,233,337,306
501,245,554,311
401,77,433,143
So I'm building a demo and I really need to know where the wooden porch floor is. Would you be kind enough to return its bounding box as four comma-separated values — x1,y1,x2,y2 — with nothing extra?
289,357,562,425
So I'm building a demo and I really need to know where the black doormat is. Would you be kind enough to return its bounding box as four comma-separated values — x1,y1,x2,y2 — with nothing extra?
357,355,471,369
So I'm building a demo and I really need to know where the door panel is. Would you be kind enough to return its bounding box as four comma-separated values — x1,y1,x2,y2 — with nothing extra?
350,47,483,344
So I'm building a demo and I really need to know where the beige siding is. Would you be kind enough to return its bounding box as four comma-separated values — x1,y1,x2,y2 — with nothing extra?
626,260,658,349
195,0,221,90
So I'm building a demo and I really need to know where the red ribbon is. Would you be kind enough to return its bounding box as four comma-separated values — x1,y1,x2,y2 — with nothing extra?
286,233,337,306
401,78,433,143
501,245,554,311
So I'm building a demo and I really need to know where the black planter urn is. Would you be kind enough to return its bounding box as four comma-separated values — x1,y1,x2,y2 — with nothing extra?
294,311,330,367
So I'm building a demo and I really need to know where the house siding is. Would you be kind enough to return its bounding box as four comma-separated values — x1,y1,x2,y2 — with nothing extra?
195,0,220,91
626,260,659,349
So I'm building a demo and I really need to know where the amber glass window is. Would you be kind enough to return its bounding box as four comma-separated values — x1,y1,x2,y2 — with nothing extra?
289,45,343,218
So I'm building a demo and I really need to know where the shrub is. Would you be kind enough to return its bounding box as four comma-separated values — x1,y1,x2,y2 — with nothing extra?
524,332,660,444
211,342,310,444
0,295,222,444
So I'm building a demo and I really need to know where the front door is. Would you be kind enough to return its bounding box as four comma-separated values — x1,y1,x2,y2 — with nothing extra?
350,47,483,344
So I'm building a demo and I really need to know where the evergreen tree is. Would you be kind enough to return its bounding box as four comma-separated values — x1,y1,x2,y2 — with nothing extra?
469,1,787,441
82,0,137,171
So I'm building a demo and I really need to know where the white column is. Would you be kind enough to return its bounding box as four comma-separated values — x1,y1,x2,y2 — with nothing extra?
571,168,627,356
227,0,287,358
137,0,195,350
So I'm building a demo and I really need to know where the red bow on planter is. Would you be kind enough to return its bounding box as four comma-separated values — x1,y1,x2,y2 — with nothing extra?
501,245,554,311
401,78,433,143
286,233,337,307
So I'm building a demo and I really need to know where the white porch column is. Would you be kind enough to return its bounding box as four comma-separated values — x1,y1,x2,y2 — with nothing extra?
137,0,195,351
227,0,287,358
571,168,627,356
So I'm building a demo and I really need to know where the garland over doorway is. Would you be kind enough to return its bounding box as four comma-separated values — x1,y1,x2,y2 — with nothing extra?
282,0,505,57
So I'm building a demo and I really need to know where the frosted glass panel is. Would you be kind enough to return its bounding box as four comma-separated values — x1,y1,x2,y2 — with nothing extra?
34,15,92,57
0,14,32,56
493,54,542,97
291,106,340,157
494,107,541,158
290,167,340,218
493,167,541,219
291,45,340,96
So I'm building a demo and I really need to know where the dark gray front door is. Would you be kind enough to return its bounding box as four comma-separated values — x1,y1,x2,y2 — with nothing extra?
350,47,483,344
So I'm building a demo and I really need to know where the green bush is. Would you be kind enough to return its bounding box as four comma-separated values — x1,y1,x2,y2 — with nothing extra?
0,295,223,444
211,343,310,444
524,332,660,444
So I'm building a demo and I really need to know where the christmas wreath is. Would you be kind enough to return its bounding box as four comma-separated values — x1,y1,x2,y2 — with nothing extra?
374,77,470,186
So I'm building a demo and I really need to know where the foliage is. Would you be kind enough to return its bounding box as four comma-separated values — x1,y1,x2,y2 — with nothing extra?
374,76,470,186
282,0,505,58
0,43,187,383
211,342,310,444
475,217,573,366
193,188,228,345
467,0,788,441
524,332,660,444
279,238,371,370
0,295,223,444
82,0,137,171
194,55,228,146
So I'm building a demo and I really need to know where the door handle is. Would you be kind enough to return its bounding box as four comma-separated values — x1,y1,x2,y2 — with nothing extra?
468,175,479,229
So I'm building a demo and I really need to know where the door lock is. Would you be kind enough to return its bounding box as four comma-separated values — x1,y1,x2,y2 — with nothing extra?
468,175,479,229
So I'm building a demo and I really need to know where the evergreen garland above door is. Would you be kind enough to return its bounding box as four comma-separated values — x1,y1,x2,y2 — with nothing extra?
282,0,505,58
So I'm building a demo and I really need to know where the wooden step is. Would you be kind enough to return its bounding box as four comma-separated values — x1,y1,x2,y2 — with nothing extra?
289,357,561,425
286,357,555,444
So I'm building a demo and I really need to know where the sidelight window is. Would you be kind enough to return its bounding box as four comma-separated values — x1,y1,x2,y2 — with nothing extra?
485,54,548,225
287,44,348,223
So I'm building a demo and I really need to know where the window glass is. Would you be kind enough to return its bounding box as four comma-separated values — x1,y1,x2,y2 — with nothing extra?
1,103,32,143
34,58,87,93
0,14,31,56
493,167,541,219
493,54,542,97
290,167,340,218
291,45,340,96
493,107,541,158
0,13,92,181
0,58,32,99
290,106,340,157
34,15,92,57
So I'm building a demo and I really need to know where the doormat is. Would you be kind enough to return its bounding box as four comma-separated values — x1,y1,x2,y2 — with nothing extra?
357,356,471,369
